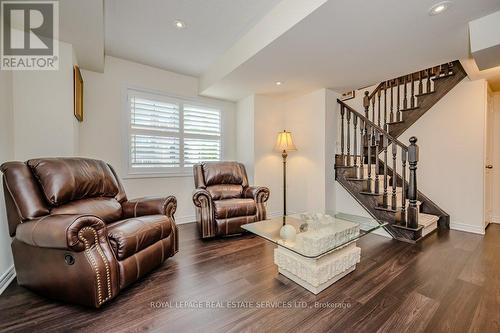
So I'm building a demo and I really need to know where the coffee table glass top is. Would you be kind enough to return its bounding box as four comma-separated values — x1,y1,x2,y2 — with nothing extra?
242,213,388,259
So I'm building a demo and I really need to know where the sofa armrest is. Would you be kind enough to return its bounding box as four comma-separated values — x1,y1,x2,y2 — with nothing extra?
192,189,213,207
243,186,270,203
122,196,177,219
15,214,106,252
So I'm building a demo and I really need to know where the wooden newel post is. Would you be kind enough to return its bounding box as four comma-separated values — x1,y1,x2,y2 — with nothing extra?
407,136,419,228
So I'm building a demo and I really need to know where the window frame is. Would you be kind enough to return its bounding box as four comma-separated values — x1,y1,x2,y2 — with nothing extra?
123,87,224,178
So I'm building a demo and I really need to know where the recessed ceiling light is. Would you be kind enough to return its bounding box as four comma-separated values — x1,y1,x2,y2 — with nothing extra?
276,81,283,86
429,1,452,16
174,20,186,29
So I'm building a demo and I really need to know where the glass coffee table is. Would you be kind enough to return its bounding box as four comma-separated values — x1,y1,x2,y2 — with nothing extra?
242,213,387,294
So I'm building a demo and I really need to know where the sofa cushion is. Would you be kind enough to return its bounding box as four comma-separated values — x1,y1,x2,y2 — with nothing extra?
206,184,243,200
214,198,257,219
51,197,122,223
107,215,172,260
27,158,120,206
202,162,248,186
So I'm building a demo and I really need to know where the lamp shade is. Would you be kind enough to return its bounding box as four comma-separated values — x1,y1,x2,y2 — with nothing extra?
275,130,297,152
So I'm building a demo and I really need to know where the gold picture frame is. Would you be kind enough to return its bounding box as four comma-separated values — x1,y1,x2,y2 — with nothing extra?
73,65,83,122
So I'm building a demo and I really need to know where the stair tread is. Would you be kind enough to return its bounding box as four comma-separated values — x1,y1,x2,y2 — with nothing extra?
419,213,439,227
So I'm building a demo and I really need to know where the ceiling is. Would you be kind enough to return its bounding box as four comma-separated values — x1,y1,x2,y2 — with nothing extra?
200,0,500,100
62,0,500,97
104,0,282,77
60,0,104,72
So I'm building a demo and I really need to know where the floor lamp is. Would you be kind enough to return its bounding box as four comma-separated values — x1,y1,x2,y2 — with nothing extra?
275,130,297,222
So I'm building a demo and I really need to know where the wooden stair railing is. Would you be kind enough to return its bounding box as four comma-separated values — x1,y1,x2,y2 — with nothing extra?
334,61,464,242
336,101,420,231
361,60,467,138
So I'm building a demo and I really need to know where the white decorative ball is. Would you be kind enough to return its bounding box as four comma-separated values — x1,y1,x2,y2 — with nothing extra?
280,224,297,241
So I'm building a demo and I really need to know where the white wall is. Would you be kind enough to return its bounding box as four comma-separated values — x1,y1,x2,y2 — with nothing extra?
80,56,237,223
0,71,15,292
236,89,337,217
283,89,328,214
236,95,255,183
254,95,285,216
398,79,487,234
12,42,79,160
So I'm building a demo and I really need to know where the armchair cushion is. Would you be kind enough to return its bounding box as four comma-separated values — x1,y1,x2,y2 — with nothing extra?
15,214,106,251
214,198,257,219
202,162,248,186
107,215,173,260
27,158,120,206
51,197,122,223
122,196,177,219
206,184,243,200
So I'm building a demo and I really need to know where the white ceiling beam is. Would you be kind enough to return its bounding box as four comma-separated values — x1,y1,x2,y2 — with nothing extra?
469,10,500,70
199,0,328,96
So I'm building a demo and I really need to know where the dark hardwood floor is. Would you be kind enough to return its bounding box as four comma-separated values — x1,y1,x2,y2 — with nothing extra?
1,222,500,333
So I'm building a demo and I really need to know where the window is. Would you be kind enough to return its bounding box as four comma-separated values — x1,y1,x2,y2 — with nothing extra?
126,89,222,176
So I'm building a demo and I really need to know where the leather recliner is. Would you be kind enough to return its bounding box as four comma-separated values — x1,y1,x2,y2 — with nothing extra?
0,158,178,308
192,161,269,238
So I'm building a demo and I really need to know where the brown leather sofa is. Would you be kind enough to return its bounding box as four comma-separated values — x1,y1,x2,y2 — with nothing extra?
192,161,269,238
0,158,178,308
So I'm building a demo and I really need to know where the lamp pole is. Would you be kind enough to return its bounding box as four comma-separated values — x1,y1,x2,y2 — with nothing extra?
282,150,288,217
275,130,296,226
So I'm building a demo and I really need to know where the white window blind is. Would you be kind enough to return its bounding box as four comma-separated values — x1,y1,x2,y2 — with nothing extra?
127,90,222,175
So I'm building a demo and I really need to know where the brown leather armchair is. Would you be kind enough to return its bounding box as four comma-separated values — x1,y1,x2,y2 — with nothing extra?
1,158,178,308
192,161,269,238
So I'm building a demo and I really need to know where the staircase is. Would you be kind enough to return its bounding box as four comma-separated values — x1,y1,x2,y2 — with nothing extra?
335,61,467,243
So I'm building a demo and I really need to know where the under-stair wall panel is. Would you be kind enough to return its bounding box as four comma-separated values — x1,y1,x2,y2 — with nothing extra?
397,78,487,234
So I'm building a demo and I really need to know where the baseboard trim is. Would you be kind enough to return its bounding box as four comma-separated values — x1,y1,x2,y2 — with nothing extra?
450,222,485,235
491,216,500,224
0,265,16,295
